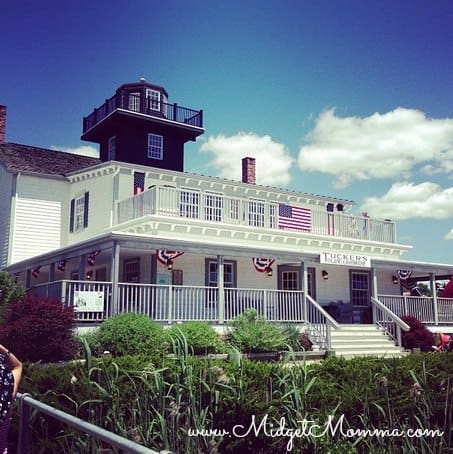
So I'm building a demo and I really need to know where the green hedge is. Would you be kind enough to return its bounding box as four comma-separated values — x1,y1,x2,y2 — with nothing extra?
13,352,453,453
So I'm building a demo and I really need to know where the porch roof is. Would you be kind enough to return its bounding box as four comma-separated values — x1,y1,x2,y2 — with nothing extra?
371,257,453,277
4,231,453,278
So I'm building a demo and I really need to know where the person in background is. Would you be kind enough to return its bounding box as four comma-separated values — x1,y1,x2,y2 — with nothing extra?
0,344,22,453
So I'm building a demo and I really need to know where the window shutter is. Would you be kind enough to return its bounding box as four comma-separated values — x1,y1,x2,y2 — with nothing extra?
69,199,75,233
83,192,89,228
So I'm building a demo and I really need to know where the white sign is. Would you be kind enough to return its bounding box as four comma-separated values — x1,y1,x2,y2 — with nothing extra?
74,290,104,312
320,252,371,268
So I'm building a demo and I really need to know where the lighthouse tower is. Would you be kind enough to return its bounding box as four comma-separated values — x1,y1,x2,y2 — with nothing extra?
81,79,204,171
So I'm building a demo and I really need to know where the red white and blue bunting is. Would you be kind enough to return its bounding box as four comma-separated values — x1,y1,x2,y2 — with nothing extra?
31,266,41,278
156,250,184,266
57,258,70,272
397,269,412,281
252,258,275,273
87,250,101,266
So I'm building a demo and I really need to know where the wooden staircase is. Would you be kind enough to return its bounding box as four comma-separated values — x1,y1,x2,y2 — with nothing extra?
329,324,407,359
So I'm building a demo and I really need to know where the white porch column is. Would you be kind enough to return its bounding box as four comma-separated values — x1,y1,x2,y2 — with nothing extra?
49,263,55,283
217,255,225,324
301,262,308,323
371,267,378,323
430,273,439,325
78,255,86,281
111,242,121,316
25,269,31,289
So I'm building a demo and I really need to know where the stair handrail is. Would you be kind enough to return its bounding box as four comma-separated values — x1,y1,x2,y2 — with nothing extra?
371,296,410,348
305,294,339,350
306,294,340,329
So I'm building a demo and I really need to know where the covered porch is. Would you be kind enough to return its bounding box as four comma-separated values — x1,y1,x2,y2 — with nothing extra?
6,233,453,351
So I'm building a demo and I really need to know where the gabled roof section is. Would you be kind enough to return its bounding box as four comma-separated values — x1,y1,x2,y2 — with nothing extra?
0,142,101,177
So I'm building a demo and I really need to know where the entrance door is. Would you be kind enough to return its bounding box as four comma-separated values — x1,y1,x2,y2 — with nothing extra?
349,270,372,323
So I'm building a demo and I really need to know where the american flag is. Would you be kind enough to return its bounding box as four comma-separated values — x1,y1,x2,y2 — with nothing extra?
134,172,145,195
278,204,311,232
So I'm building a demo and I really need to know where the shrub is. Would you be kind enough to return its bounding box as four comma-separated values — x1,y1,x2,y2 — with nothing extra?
226,308,287,353
167,321,225,354
0,294,77,363
401,316,435,352
280,324,313,351
0,271,25,323
93,313,168,357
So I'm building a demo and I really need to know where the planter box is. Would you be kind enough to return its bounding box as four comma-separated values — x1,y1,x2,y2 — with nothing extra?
282,350,327,361
246,352,282,361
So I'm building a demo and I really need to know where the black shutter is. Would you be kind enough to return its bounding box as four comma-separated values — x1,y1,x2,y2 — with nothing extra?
69,199,75,233
83,192,89,228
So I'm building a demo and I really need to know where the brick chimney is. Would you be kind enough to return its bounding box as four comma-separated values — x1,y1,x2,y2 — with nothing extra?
242,157,256,184
0,105,6,143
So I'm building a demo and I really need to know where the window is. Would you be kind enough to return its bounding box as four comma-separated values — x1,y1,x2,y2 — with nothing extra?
248,199,265,227
350,270,371,307
205,192,223,222
128,92,140,112
69,192,89,233
180,189,199,219
124,258,140,283
108,136,116,160
147,134,163,160
146,89,161,111
205,259,236,288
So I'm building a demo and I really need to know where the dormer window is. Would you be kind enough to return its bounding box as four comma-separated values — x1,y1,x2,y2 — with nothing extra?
128,92,140,112
146,89,161,111
148,134,163,160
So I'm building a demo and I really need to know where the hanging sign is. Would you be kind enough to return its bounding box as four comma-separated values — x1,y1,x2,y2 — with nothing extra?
320,252,371,268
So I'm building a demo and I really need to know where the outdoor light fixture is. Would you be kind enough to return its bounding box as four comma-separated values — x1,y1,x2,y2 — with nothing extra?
267,266,273,277
392,275,399,285
167,259,173,271
322,270,329,280
86,270,93,280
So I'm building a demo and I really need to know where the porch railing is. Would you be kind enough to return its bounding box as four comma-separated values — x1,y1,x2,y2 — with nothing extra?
117,186,396,243
378,294,453,325
30,281,336,347
371,296,410,347
83,92,203,132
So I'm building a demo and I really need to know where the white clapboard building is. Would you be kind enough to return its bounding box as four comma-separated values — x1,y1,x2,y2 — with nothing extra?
0,80,452,356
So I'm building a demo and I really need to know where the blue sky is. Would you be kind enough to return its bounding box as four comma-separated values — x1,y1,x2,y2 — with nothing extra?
2,0,452,263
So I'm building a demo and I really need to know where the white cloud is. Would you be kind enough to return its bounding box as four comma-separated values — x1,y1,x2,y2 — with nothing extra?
445,229,453,241
199,132,293,186
361,181,453,220
298,108,453,187
51,145,99,158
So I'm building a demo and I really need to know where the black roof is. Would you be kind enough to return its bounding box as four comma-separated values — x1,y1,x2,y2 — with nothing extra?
0,142,101,176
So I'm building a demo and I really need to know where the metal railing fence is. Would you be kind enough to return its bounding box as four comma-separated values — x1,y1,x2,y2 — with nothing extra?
15,393,165,454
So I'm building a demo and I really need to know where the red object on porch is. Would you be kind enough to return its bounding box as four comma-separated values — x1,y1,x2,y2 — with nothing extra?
440,277,453,298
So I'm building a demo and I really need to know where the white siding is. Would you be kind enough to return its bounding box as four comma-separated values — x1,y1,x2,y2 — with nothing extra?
11,198,61,263
66,173,114,245
0,167,12,267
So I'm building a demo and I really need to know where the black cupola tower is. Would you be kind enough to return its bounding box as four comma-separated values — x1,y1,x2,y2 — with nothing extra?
81,79,204,171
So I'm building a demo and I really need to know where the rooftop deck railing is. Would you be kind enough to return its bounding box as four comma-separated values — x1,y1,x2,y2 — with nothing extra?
83,92,203,132
117,185,397,243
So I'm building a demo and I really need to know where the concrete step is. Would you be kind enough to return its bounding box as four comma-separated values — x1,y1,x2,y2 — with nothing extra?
329,323,406,359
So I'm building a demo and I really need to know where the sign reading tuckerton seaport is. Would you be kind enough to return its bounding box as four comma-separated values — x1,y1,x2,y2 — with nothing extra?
320,252,371,268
